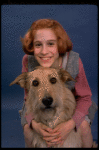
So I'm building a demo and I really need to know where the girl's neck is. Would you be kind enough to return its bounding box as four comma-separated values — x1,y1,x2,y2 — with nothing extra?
50,56,62,69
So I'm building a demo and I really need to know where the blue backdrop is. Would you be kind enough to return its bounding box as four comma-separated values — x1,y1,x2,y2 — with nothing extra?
1,5,98,147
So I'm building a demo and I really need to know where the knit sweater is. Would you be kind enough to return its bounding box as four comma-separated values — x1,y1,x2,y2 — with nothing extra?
22,52,92,129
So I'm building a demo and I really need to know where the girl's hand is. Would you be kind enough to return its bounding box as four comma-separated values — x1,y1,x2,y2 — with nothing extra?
31,120,60,142
45,119,76,147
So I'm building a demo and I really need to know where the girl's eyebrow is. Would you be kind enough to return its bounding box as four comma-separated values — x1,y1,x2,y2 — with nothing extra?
34,40,57,43
33,41,41,43
47,40,57,42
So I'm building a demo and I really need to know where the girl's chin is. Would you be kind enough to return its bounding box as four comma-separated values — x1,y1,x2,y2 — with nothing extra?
40,63,53,68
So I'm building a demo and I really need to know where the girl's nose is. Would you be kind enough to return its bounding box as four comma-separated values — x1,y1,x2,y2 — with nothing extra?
41,44,48,55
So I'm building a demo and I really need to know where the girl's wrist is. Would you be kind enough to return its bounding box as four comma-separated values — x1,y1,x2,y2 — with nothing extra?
25,113,34,127
66,118,76,129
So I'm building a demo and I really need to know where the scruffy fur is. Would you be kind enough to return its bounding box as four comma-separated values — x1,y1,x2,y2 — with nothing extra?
10,67,83,147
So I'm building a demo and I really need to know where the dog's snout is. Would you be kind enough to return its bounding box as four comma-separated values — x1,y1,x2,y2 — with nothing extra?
42,97,53,107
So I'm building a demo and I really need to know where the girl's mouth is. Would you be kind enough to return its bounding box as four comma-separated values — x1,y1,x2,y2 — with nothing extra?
40,57,52,62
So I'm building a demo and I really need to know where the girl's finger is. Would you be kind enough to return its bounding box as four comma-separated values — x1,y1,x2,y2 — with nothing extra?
48,139,64,147
46,138,62,148
43,135,56,142
41,124,52,132
41,129,52,137
43,130,60,138
51,127,59,133
50,136,62,143
45,136,61,147
43,134,61,142
59,140,64,147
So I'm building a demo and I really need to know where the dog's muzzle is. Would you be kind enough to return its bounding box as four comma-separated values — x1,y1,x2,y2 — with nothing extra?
42,96,53,108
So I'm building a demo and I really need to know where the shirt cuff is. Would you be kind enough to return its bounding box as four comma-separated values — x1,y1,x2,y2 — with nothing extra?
25,113,34,127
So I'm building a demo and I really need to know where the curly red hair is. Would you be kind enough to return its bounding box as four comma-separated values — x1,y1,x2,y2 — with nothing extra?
21,19,73,56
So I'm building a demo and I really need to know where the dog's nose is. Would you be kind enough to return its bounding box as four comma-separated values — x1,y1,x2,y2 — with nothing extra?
42,97,53,107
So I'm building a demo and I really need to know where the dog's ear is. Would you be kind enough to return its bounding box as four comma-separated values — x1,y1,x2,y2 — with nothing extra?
58,68,76,82
9,72,28,88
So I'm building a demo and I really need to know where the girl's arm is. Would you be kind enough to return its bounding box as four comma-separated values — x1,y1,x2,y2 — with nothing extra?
72,58,92,129
22,54,28,73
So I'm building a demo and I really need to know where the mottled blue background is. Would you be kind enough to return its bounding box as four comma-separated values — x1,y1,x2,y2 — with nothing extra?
1,5,98,147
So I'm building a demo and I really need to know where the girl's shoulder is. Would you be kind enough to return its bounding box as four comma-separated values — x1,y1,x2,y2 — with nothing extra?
22,54,28,73
22,54,28,62
22,54,28,65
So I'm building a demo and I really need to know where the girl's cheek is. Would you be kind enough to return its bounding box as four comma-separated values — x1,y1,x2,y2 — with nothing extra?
34,48,41,55
51,49,59,57
51,49,58,54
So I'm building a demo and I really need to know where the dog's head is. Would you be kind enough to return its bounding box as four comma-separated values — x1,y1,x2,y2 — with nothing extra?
10,67,76,119
9,66,75,88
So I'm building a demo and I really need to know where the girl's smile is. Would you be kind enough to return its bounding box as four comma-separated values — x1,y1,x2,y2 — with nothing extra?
40,57,52,61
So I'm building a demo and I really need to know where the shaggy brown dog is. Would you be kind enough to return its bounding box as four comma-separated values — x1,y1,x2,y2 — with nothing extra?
10,67,82,147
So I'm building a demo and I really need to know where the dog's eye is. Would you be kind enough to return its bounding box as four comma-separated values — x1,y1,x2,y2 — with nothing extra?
50,77,57,84
32,80,39,86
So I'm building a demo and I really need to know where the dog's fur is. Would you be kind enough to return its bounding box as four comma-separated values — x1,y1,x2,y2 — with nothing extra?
10,67,83,147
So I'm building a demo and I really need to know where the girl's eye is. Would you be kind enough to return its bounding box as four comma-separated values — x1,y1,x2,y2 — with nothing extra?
35,43,42,47
48,42,54,46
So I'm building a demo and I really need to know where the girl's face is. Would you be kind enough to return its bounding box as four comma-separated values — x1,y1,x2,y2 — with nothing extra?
33,28,59,67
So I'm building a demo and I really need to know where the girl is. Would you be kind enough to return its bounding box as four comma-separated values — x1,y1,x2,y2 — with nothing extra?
19,19,97,148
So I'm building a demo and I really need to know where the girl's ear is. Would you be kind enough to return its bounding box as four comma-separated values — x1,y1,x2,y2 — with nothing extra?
9,72,29,88
58,68,76,82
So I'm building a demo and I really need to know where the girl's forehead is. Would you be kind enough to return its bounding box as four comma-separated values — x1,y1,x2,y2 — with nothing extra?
34,28,57,42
